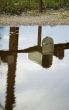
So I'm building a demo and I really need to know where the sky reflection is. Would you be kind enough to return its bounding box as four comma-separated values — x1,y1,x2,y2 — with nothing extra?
15,50,69,110
0,25,69,110
0,25,69,50
42,25,69,43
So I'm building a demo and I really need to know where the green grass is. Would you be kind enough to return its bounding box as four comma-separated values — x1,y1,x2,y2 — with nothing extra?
0,0,69,15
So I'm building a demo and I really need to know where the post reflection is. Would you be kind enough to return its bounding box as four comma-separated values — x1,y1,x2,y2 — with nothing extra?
28,42,69,68
38,26,42,47
28,26,69,68
0,26,69,110
5,27,19,110
54,46,64,60
28,26,54,68
0,26,69,69
42,55,53,68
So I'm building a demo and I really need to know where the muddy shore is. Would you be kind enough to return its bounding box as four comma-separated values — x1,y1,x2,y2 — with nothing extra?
0,10,69,26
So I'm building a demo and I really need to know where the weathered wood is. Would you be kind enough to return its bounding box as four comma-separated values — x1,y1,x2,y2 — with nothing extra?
38,26,42,47
5,27,18,110
0,43,69,55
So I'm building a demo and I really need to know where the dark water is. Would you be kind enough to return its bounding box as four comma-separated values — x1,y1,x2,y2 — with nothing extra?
0,26,69,110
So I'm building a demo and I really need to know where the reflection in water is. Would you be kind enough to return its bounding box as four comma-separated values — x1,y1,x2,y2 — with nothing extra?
0,103,4,110
42,36,54,68
5,27,19,110
0,26,69,68
28,36,54,68
0,26,69,110
28,43,69,68
54,46,64,60
42,55,53,68
38,26,42,47
0,35,2,48
54,43,69,59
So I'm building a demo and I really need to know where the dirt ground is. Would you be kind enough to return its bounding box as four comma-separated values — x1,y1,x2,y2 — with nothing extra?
0,10,69,26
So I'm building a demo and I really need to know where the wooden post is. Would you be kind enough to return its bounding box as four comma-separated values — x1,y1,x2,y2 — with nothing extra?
9,27,19,51
5,27,19,110
38,26,42,47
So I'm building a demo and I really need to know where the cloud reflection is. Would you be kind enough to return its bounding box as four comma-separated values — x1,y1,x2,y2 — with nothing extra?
15,51,69,110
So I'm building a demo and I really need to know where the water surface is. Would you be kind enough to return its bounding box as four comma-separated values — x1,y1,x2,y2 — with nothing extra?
0,25,69,110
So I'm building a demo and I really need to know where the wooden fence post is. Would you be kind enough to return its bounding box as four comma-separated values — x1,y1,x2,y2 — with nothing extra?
38,26,42,47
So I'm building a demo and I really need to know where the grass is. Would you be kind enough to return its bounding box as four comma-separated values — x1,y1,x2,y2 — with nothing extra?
0,0,69,15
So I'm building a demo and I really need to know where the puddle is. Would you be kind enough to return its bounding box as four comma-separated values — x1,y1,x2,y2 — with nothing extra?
0,25,69,110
